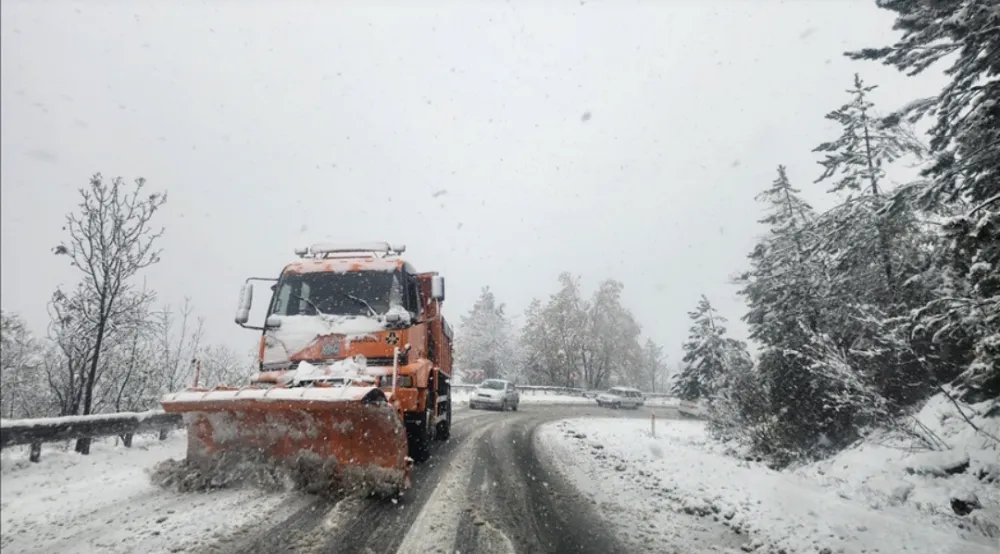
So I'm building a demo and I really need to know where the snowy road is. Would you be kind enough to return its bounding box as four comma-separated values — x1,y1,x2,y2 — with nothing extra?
3,404,733,554
201,405,699,554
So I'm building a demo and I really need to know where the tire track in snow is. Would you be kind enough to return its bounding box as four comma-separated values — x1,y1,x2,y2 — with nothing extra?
452,413,628,554
194,494,335,554
320,413,494,554
454,442,517,554
391,422,491,554
213,408,496,554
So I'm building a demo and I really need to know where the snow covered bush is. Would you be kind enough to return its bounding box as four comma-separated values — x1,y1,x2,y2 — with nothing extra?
704,355,776,456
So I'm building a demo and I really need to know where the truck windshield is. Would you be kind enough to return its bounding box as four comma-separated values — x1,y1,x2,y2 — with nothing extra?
269,270,400,317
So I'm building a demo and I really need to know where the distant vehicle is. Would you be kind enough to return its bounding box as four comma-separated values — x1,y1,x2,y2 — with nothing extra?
595,387,644,409
469,379,520,411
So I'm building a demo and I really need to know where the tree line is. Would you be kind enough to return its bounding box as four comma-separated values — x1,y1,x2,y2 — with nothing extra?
455,275,671,392
670,2,998,466
0,174,252,453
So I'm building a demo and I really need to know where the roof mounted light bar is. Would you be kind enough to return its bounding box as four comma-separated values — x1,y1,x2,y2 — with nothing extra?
294,241,406,259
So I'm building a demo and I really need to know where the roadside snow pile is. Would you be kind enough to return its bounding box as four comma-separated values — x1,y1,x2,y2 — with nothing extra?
793,393,1000,542
1,431,185,476
1,431,302,554
538,417,997,554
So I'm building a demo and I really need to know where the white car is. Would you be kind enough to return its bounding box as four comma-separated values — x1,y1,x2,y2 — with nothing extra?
469,379,520,411
595,387,645,409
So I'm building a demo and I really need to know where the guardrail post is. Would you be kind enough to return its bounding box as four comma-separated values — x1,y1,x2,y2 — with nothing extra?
122,433,133,448
158,428,168,441
650,412,656,438
29,442,42,463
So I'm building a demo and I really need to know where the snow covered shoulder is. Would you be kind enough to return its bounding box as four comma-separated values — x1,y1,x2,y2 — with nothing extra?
537,412,998,554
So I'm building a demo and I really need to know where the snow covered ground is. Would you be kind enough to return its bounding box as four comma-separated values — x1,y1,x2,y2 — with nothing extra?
537,405,998,554
791,394,1000,543
0,431,312,554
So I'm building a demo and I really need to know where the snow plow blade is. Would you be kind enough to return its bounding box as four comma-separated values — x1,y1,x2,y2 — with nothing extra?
159,386,412,494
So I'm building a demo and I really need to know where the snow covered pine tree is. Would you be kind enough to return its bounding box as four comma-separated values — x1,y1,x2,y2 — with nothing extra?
672,295,751,403
849,0,999,401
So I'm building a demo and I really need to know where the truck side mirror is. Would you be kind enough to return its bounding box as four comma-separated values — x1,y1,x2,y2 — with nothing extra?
431,275,445,302
235,282,254,325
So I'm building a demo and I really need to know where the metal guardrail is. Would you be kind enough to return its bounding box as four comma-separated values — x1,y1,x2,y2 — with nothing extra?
0,410,183,463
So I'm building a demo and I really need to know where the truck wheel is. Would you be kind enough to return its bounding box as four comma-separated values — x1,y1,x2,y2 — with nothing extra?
409,388,435,462
436,401,451,441
408,408,433,463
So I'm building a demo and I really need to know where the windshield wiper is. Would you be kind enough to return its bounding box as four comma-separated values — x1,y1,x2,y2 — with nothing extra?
289,293,328,317
345,293,378,318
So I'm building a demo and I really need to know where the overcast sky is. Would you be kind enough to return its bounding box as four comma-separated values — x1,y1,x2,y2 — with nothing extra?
1,0,943,365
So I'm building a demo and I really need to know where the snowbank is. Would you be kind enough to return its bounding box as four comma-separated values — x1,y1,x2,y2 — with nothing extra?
793,393,1000,542
538,417,997,554
1,431,308,553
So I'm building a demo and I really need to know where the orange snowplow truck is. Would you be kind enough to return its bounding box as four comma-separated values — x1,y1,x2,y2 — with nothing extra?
160,242,453,493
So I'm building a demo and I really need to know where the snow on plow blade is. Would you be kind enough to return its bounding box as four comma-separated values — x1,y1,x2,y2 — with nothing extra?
159,386,412,494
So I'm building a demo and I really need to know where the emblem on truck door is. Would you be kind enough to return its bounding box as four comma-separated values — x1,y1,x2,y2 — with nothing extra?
321,342,341,356
386,332,399,346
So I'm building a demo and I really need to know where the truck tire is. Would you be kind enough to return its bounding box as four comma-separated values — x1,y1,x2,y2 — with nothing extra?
436,400,451,441
408,389,435,462
408,407,433,463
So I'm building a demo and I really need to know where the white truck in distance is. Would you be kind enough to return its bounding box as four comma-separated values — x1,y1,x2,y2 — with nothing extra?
595,387,645,409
